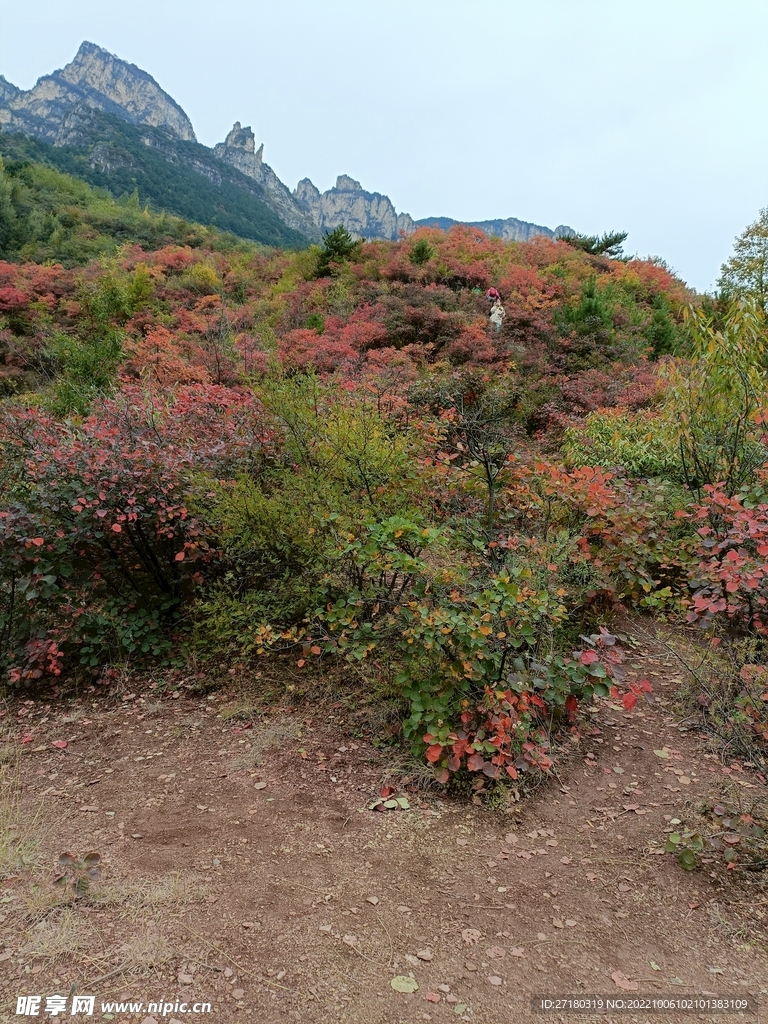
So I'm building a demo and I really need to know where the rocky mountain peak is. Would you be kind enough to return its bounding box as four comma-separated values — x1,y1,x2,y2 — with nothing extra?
0,41,196,143
335,174,363,191
294,175,415,241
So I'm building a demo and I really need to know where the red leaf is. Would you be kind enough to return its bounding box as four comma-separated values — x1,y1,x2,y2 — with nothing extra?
30,537,44,547
174,550,185,561
111,524,122,533
505,764,518,779
310,645,321,655
297,659,305,667
467,752,485,772
20,734,33,744
426,744,443,763
52,739,68,749
580,650,598,665
622,692,638,711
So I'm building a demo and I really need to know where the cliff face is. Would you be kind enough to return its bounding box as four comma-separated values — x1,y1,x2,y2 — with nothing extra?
415,216,574,242
213,122,319,239
294,175,416,241
0,41,195,142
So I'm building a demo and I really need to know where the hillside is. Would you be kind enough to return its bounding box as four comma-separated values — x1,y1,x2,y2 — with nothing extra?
1,193,767,1018
0,147,259,266
0,117,311,250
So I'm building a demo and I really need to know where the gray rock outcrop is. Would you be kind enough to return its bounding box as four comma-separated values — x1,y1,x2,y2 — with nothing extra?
213,122,318,238
0,41,195,143
294,175,416,241
414,215,574,242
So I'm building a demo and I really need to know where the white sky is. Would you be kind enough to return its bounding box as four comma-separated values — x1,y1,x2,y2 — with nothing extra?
2,0,766,291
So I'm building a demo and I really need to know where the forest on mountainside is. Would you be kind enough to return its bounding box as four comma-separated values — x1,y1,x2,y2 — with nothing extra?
1,164,767,794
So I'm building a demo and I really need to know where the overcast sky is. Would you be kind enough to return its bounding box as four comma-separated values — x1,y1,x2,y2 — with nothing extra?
2,0,766,291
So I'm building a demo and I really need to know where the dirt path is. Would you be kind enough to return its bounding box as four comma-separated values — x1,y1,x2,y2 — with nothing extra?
1,625,766,1024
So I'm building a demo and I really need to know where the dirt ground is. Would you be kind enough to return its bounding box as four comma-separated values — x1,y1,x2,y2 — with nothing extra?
1,623,766,1024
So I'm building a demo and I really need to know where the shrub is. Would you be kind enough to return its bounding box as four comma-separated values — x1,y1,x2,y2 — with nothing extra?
562,408,680,479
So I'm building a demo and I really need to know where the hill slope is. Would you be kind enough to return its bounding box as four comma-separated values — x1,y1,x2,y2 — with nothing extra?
0,116,310,251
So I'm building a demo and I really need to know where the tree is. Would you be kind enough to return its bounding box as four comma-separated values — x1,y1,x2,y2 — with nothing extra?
315,225,361,277
558,230,629,260
719,208,768,313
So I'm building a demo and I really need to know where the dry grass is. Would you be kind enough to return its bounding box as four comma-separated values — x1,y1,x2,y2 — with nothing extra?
0,758,46,876
94,871,203,918
229,716,301,769
23,907,104,963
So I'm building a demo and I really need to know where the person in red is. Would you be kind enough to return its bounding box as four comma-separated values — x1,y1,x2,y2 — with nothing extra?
486,287,500,301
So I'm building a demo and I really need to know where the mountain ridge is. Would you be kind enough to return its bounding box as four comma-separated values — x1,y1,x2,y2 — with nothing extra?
0,42,573,248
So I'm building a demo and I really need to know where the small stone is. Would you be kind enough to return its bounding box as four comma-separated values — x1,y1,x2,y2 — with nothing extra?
417,949,434,961
465,962,478,972
232,988,244,999
446,994,459,1004
397,905,412,914
254,781,267,790
223,968,234,978
178,974,193,985
487,975,503,986
366,896,379,905
438,984,451,993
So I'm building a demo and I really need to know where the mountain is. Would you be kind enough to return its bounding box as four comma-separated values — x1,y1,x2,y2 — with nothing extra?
294,175,416,241
0,41,195,142
0,42,572,250
0,114,311,250
415,215,574,242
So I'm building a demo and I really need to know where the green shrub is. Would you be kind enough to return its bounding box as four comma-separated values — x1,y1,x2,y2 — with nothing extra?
562,408,680,479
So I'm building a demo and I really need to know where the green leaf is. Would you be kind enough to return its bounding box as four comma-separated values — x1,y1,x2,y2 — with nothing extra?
383,799,398,809
678,849,697,871
390,976,419,993
396,797,410,810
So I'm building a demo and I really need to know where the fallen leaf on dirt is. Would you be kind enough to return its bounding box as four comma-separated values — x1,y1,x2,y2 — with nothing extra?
391,976,419,994
417,949,434,961
52,740,68,749
446,994,458,1004
536,932,547,941
653,748,670,759
254,781,267,790
565,919,577,927
618,883,631,892
397,905,411,914
510,947,525,958
438,984,451,993
560,856,572,864
586,872,598,881
650,961,662,971
552,918,564,929
461,928,481,946
622,804,639,812
20,735,33,744
611,971,638,992
456,838,469,846
178,974,193,985
454,1005,467,1016
366,896,379,905
486,946,506,959
487,975,503,986
425,993,441,1003
231,988,244,1000
342,934,357,946
319,924,331,932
